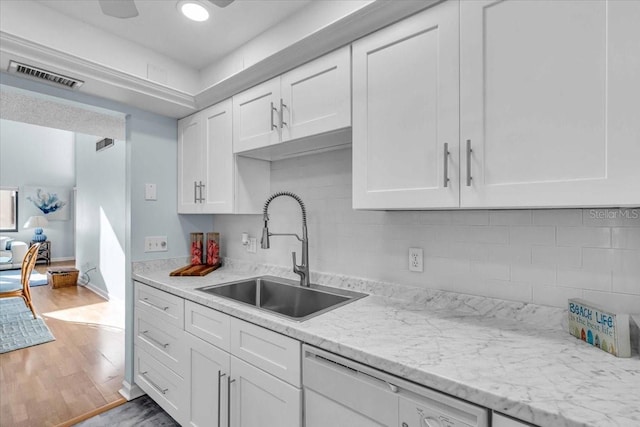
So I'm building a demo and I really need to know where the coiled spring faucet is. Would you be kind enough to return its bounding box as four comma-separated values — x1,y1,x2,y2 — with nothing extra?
261,191,310,287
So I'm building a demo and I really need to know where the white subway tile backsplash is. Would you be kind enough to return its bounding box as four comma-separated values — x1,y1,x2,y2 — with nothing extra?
582,290,640,315
532,209,583,226
486,244,531,265
612,227,640,249
612,272,640,296
511,264,556,285
557,227,611,248
450,210,490,226
489,210,532,226
470,261,510,280
531,245,581,268
557,268,612,292
510,226,556,245
532,285,584,308
213,149,640,311
417,211,452,225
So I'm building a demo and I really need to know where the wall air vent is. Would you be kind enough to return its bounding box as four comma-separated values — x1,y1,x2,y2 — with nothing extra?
96,138,115,152
8,60,84,89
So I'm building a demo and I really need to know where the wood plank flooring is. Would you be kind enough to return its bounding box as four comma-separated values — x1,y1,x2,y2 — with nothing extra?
0,262,125,427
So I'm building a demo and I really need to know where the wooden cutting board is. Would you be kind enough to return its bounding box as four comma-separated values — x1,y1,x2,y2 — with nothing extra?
169,263,221,276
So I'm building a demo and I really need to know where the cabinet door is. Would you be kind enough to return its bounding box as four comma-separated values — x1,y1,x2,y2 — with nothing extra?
233,78,281,153
352,0,460,209
202,99,234,213
184,331,231,427
230,356,301,427
460,0,640,208
280,46,351,142
178,113,204,213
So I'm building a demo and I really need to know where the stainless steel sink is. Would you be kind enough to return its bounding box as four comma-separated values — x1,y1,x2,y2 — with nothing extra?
197,276,367,321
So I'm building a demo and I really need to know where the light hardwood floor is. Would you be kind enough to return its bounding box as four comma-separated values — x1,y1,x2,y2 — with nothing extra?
0,262,126,427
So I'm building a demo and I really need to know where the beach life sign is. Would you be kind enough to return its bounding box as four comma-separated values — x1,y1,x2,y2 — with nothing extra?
568,298,631,358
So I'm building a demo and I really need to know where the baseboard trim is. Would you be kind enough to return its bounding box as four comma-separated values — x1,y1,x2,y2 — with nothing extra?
119,380,145,401
78,280,109,301
54,397,126,427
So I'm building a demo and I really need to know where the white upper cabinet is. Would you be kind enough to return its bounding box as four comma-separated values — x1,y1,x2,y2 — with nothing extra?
178,113,204,213
202,100,234,213
233,78,281,153
352,0,460,209
178,99,270,214
460,0,640,208
233,46,351,158
280,47,351,142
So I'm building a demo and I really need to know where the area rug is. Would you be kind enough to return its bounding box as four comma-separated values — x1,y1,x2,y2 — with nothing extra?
0,298,55,354
0,270,48,292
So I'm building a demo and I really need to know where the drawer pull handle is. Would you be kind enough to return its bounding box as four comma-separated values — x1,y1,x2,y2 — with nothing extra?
443,142,450,188
141,371,168,395
466,139,473,187
218,370,226,427
270,101,278,130
227,376,236,427
141,330,169,349
142,297,169,311
280,98,287,128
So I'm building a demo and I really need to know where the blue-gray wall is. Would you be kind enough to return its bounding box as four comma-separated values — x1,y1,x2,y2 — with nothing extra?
0,119,75,259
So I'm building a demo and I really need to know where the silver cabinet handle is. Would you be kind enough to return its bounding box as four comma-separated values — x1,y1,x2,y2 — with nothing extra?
443,142,450,188
194,181,198,203
141,330,169,349
142,297,169,311
270,101,278,130
227,376,236,427
199,180,205,203
218,370,226,427
280,98,287,128
141,371,168,395
466,139,473,186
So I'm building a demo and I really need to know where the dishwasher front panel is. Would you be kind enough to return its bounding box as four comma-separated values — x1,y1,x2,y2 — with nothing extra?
303,345,489,427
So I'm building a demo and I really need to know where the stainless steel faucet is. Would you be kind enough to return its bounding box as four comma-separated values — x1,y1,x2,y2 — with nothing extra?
261,191,310,287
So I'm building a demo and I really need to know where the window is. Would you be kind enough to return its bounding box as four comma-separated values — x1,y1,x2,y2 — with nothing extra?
0,188,19,232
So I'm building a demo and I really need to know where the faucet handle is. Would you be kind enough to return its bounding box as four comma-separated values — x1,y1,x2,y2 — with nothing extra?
292,252,299,269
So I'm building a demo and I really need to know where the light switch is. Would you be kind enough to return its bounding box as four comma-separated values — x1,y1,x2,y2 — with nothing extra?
145,183,157,201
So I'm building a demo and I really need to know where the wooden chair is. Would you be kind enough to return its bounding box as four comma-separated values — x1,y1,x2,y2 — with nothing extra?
0,243,40,319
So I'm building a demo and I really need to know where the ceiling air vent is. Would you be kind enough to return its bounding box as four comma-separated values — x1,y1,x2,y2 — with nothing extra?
8,60,84,89
96,138,115,152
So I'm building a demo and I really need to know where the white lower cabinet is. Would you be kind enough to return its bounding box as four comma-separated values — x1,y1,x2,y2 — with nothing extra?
135,282,302,427
230,356,301,427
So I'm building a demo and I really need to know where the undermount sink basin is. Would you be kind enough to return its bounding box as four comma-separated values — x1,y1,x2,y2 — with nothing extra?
197,276,367,321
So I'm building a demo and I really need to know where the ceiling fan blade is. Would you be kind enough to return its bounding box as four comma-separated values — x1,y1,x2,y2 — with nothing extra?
99,0,139,19
207,0,235,8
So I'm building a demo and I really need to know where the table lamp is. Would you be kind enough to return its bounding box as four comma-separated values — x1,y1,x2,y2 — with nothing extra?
24,215,49,242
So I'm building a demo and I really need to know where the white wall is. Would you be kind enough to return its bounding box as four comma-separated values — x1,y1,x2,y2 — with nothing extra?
0,119,75,259
213,148,640,314
75,133,126,301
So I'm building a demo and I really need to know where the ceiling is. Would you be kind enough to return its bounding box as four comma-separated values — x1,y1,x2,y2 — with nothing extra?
34,0,312,70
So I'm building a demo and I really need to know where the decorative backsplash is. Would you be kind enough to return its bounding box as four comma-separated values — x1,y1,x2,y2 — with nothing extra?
213,148,640,313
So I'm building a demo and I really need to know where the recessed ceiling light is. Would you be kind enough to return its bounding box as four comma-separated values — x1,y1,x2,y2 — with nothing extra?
178,1,210,22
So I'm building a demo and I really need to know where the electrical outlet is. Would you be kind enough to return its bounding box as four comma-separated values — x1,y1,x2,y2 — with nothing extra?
409,247,423,272
247,238,257,253
145,236,168,252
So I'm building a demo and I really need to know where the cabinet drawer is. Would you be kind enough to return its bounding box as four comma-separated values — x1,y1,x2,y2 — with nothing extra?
134,345,184,425
230,318,301,386
135,306,185,377
135,282,184,328
185,300,231,351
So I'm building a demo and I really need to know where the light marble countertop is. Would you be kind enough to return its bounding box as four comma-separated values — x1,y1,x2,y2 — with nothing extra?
132,258,640,427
